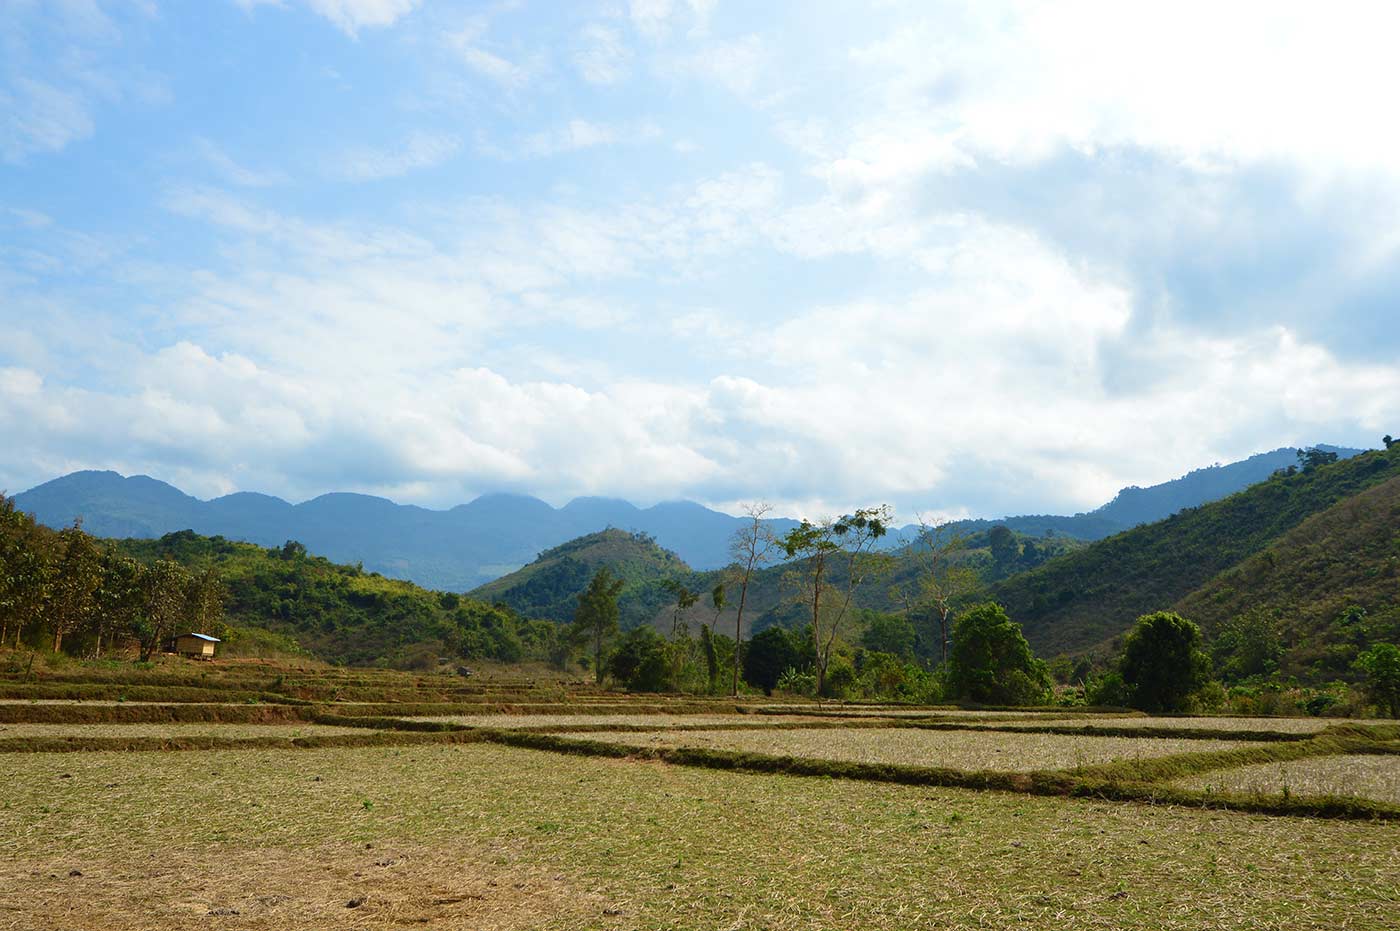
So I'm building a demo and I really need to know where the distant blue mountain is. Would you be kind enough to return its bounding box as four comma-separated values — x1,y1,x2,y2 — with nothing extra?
11,444,1363,590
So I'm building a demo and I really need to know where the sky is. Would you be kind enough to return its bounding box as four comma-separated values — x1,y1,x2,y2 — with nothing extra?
3,0,1400,522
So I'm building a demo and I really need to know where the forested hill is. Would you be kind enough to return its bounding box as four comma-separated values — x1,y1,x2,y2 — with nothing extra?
115,531,561,667
990,445,1400,657
470,529,692,630
1175,474,1400,681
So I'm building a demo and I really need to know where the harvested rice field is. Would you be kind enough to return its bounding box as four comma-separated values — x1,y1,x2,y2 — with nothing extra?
1177,753,1400,805
412,712,833,728
1037,716,1365,734
559,727,1249,772
3,743,1397,931
0,722,376,739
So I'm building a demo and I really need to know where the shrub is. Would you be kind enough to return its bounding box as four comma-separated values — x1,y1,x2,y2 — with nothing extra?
608,627,674,692
1085,671,1130,707
1356,642,1400,718
1119,611,1211,712
945,602,1051,705
775,667,816,697
820,657,857,699
743,627,806,695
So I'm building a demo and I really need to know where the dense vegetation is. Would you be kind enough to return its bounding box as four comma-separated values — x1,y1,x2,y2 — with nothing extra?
0,498,559,668
1176,475,1400,680
470,529,692,629
991,446,1400,657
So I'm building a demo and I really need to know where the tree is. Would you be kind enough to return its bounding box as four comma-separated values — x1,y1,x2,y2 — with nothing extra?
861,611,915,660
742,626,805,695
1297,447,1338,472
185,567,225,634
945,602,1050,705
48,522,102,653
94,552,145,658
726,503,781,696
571,567,624,685
137,560,191,661
987,525,1018,577
901,517,980,666
704,584,726,690
1211,608,1283,682
1119,611,1211,712
608,626,672,692
1355,643,1400,718
781,506,893,695
1384,435,1395,450
0,496,53,649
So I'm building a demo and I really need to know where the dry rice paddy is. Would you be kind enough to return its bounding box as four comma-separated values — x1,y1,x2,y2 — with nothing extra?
0,722,373,740
1178,753,1400,805
3,743,1397,931
559,726,1249,771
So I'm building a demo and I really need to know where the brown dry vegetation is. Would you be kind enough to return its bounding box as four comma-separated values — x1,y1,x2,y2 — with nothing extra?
1179,753,1400,806
3,744,1398,931
560,727,1251,771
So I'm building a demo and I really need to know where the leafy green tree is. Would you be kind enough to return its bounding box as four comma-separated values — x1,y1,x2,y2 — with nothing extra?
1119,611,1212,712
94,552,145,658
987,525,1018,577
861,611,915,660
742,626,805,695
571,567,624,685
0,497,53,648
781,506,892,695
1297,447,1339,472
727,503,780,695
49,522,103,653
1211,608,1283,681
608,626,673,692
945,602,1050,705
1355,643,1400,718
137,559,191,661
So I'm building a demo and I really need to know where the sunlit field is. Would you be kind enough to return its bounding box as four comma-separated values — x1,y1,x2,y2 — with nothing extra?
1179,753,1400,806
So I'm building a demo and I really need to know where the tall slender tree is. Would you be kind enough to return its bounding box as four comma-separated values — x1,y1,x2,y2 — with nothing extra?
781,506,892,694
727,503,780,696
571,568,625,685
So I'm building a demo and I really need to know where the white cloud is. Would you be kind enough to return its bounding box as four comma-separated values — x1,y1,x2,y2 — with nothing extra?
337,132,459,181
236,0,418,36
455,44,532,90
194,138,288,187
574,24,631,85
0,78,95,163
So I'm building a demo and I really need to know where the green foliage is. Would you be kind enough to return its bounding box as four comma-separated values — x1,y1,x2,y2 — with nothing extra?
743,626,807,695
993,446,1400,659
1085,671,1130,707
945,602,1050,705
852,649,941,703
471,529,692,628
774,666,816,697
1355,643,1400,718
1119,612,1212,712
571,567,625,685
860,610,915,659
608,626,673,692
820,656,857,698
1211,608,1284,682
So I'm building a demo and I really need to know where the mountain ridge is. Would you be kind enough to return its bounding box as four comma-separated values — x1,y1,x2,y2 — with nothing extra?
12,443,1363,591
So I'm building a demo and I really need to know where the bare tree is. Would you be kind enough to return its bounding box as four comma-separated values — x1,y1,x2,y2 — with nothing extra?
904,516,981,667
781,506,893,695
727,502,780,696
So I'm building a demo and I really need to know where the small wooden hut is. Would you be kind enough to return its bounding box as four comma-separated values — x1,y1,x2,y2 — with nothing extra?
167,632,220,659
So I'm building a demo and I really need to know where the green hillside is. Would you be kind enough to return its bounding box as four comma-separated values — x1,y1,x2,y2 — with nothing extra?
1176,474,1400,680
470,529,693,629
990,446,1400,657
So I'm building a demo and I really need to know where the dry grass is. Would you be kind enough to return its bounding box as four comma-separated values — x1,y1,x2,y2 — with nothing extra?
1031,716,1369,734
1,744,1396,930
560,727,1249,772
0,723,373,739
1179,754,1400,805
416,713,833,728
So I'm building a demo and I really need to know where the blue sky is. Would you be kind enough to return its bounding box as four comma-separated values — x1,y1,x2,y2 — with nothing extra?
3,0,1399,522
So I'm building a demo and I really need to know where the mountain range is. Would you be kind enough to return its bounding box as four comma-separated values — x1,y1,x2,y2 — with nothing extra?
10,444,1361,591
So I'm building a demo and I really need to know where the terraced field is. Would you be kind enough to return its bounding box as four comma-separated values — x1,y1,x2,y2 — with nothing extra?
1,655,1396,930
